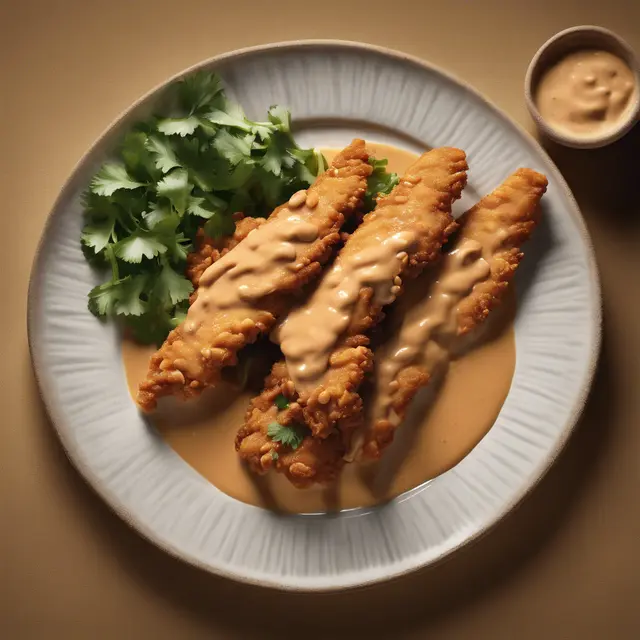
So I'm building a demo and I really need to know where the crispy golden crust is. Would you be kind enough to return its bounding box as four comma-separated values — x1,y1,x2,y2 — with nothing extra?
185,215,267,295
455,168,548,334
236,147,468,484
300,147,467,438
235,362,350,487
136,140,372,412
362,168,548,459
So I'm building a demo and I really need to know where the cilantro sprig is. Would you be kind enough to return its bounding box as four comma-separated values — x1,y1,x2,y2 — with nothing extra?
81,71,328,344
267,422,308,451
274,394,290,410
365,157,399,210
82,71,399,344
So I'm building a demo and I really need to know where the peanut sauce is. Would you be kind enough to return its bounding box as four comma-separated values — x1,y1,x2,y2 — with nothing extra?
122,143,516,513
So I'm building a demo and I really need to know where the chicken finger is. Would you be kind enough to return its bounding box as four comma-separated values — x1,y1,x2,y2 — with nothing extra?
361,168,548,459
137,139,372,411
236,147,468,485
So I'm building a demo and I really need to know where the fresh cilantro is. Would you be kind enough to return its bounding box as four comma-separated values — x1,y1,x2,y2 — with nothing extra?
365,157,399,210
81,71,373,344
262,142,283,176
271,451,279,462
205,101,252,131
267,422,308,450
177,71,223,114
274,394,290,410
213,130,253,165
185,196,217,219
88,278,126,317
114,231,167,263
267,105,291,132
90,163,145,197
115,275,148,316
204,211,235,239
143,203,173,230
145,136,181,173
154,261,193,306
157,116,202,137
81,218,115,253
156,169,192,215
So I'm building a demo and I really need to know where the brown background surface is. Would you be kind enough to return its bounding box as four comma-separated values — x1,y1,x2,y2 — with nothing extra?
2,1,639,638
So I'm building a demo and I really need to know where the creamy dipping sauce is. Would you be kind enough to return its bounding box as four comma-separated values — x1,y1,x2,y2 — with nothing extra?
536,49,637,138
122,143,517,513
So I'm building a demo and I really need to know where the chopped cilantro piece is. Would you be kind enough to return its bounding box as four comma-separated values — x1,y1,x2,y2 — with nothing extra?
274,394,290,410
267,422,307,450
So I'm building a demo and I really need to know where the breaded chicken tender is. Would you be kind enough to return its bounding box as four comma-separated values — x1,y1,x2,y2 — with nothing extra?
235,361,350,487
236,148,468,486
186,215,267,293
137,140,372,412
363,168,548,458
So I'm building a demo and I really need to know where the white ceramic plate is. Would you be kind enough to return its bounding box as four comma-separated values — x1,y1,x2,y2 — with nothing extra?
28,41,601,591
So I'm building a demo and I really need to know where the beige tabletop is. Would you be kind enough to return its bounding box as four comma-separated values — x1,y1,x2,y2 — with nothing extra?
2,0,640,637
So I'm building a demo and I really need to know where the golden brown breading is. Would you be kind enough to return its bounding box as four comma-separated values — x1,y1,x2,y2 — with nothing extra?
455,168,548,333
236,147,468,485
185,215,267,293
288,147,467,438
362,168,548,459
235,362,350,487
136,140,372,412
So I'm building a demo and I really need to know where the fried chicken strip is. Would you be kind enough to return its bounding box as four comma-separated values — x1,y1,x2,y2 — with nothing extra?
186,215,267,291
362,168,548,458
236,147,468,486
137,140,372,411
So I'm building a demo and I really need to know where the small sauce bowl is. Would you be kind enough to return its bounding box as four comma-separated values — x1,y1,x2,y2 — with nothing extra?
525,26,640,149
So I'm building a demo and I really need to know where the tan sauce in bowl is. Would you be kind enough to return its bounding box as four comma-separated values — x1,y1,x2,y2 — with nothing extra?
122,143,516,514
536,49,637,138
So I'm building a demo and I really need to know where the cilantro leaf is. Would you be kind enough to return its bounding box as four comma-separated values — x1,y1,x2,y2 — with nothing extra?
81,217,115,253
160,231,191,262
274,394,290,410
365,157,399,210
209,160,253,191
156,168,192,215
206,101,251,131
114,231,167,263
146,136,181,173
186,195,224,220
155,262,193,306
143,203,173,230
213,130,253,165
252,122,275,140
267,422,307,450
271,451,279,461
204,211,235,239
82,70,329,345
90,163,145,197
121,132,158,181
261,142,283,176
267,105,291,132
115,275,148,316
157,116,202,137
177,71,223,114
88,277,127,317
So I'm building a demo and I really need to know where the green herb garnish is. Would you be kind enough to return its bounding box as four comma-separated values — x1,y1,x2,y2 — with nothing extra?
364,157,399,210
274,394,290,410
271,451,279,461
81,71,327,344
267,422,307,450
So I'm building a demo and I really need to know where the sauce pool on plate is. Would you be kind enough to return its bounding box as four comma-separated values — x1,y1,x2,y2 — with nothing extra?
122,143,517,514
535,49,637,138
